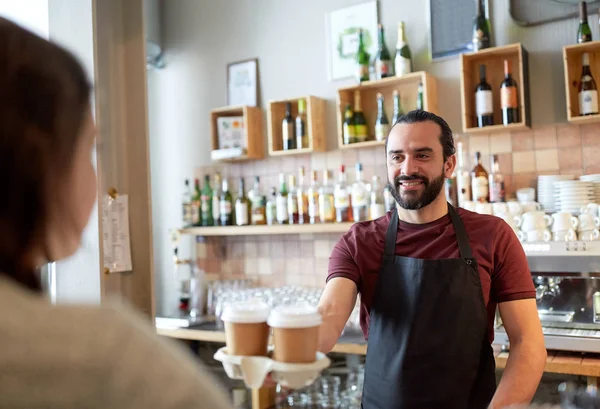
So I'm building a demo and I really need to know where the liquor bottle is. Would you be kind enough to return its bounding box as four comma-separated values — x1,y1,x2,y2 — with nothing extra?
250,176,267,225
200,174,214,226
500,60,519,125
219,178,233,226
383,185,396,212
489,154,506,203
472,0,491,51
212,172,222,226
352,163,369,222
578,1,592,43
471,151,489,203
456,141,472,207
370,176,386,220
375,93,390,141
343,104,356,145
375,23,393,79
282,102,296,150
234,177,250,226
287,174,299,225
192,178,201,226
394,21,412,77
296,98,308,149
297,166,309,224
391,90,403,125
182,179,193,227
318,170,335,223
416,82,424,110
356,29,370,83
353,91,368,142
276,173,289,224
476,64,494,127
307,170,320,224
334,165,352,223
266,187,277,226
579,52,599,116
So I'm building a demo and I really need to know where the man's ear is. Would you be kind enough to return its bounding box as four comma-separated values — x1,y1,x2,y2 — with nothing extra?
444,154,457,178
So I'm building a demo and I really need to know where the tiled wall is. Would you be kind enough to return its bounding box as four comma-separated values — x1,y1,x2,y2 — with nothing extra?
194,123,600,288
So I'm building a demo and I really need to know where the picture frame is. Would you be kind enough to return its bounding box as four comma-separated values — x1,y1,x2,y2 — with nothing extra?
326,1,379,81
227,58,259,107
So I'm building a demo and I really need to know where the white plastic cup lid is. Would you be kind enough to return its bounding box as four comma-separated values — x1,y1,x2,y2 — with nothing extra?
221,299,271,323
267,303,322,329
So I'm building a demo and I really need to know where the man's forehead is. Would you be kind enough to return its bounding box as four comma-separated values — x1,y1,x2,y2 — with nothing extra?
387,121,442,151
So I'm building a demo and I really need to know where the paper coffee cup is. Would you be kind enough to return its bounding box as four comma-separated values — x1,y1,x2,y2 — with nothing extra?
268,304,322,363
221,299,270,357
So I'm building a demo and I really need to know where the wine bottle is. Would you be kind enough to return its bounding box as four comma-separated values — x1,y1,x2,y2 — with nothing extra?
375,93,390,141
353,91,368,142
375,24,393,79
578,1,592,44
471,151,489,203
488,155,506,203
282,102,296,150
234,177,250,226
391,90,403,125
456,141,472,207
356,29,370,83
500,60,519,125
475,64,494,127
219,178,233,226
579,52,599,116
472,0,491,51
296,98,308,149
394,22,412,77
343,103,356,145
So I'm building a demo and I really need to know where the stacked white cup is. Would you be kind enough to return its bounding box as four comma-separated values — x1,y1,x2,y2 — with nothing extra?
517,211,552,242
550,212,579,242
578,205,600,241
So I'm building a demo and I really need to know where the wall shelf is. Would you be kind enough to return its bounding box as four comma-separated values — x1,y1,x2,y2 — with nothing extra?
180,222,354,236
563,41,600,124
210,105,264,162
459,43,531,134
267,96,326,156
336,71,438,149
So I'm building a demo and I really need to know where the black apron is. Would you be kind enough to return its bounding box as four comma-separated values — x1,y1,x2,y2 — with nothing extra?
361,204,496,409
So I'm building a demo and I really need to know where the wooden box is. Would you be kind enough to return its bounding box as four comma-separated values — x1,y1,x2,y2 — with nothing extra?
336,71,438,150
459,43,530,135
267,96,326,156
563,41,600,124
210,105,264,162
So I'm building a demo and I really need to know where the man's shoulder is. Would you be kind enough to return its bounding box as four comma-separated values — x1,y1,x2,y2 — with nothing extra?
346,212,391,237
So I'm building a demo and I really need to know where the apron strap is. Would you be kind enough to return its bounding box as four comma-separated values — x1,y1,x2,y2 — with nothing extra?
384,204,474,260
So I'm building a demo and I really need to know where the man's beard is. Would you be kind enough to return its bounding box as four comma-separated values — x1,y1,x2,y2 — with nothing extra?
387,169,446,210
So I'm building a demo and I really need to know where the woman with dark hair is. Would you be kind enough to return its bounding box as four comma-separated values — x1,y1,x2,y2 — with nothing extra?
0,17,233,409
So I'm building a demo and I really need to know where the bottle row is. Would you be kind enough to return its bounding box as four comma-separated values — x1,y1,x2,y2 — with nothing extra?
281,98,308,151
182,163,396,228
342,88,422,146
474,60,520,128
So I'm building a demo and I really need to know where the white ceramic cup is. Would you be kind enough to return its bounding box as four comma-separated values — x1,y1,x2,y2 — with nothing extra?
507,201,523,216
521,211,552,232
578,212,600,231
551,212,579,232
520,201,542,213
579,229,600,241
497,212,522,229
519,229,551,242
475,202,493,215
517,188,536,203
553,229,577,242
580,203,600,217
492,202,509,216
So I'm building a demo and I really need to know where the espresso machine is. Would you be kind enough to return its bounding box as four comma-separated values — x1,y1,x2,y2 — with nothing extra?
494,241,600,353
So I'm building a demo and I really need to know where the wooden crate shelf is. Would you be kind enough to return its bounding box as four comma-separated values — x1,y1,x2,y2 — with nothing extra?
564,41,600,124
180,222,354,236
336,72,438,150
459,43,530,134
267,96,326,156
210,105,264,162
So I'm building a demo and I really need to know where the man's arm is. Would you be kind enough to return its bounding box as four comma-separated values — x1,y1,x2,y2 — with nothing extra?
317,277,358,353
488,299,546,409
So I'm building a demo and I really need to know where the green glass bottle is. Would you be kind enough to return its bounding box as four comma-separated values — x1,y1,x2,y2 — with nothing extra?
219,178,233,226
191,178,201,227
416,82,424,111
356,29,370,83
200,174,213,226
391,90,403,125
472,0,491,51
578,1,592,44
375,24,393,79
353,91,368,142
394,22,412,77
343,104,356,145
296,98,308,149
375,93,390,142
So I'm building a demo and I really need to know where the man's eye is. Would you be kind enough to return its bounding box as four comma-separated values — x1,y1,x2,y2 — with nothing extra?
417,154,429,159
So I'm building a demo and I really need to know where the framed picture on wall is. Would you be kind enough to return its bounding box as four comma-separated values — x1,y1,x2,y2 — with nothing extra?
227,58,258,107
326,1,379,81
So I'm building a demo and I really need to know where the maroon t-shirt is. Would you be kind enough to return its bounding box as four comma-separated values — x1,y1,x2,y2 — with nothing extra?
327,208,536,343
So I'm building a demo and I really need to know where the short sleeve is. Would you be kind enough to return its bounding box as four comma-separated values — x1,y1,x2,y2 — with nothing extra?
327,229,361,289
491,220,536,303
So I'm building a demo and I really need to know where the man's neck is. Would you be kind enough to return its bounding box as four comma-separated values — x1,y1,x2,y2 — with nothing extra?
396,194,449,224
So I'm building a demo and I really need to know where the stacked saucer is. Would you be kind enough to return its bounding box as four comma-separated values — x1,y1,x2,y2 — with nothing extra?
579,174,600,203
554,180,595,214
537,175,574,213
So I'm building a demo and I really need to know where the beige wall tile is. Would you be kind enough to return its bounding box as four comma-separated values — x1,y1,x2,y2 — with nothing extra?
583,145,600,170
358,146,377,166
314,258,330,276
556,125,581,148
285,240,301,257
285,257,301,275
512,151,536,173
244,258,258,275
257,258,272,275
511,130,534,151
495,153,513,175
489,132,512,154
468,135,490,155
300,240,314,258
513,172,537,190
244,241,257,255
196,242,207,259
314,239,331,259
533,126,557,149
270,240,285,258
558,147,583,170
581,123,600,146
535,149,559,171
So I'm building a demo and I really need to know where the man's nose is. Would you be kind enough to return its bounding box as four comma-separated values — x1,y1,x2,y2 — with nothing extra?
401,156,419,176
